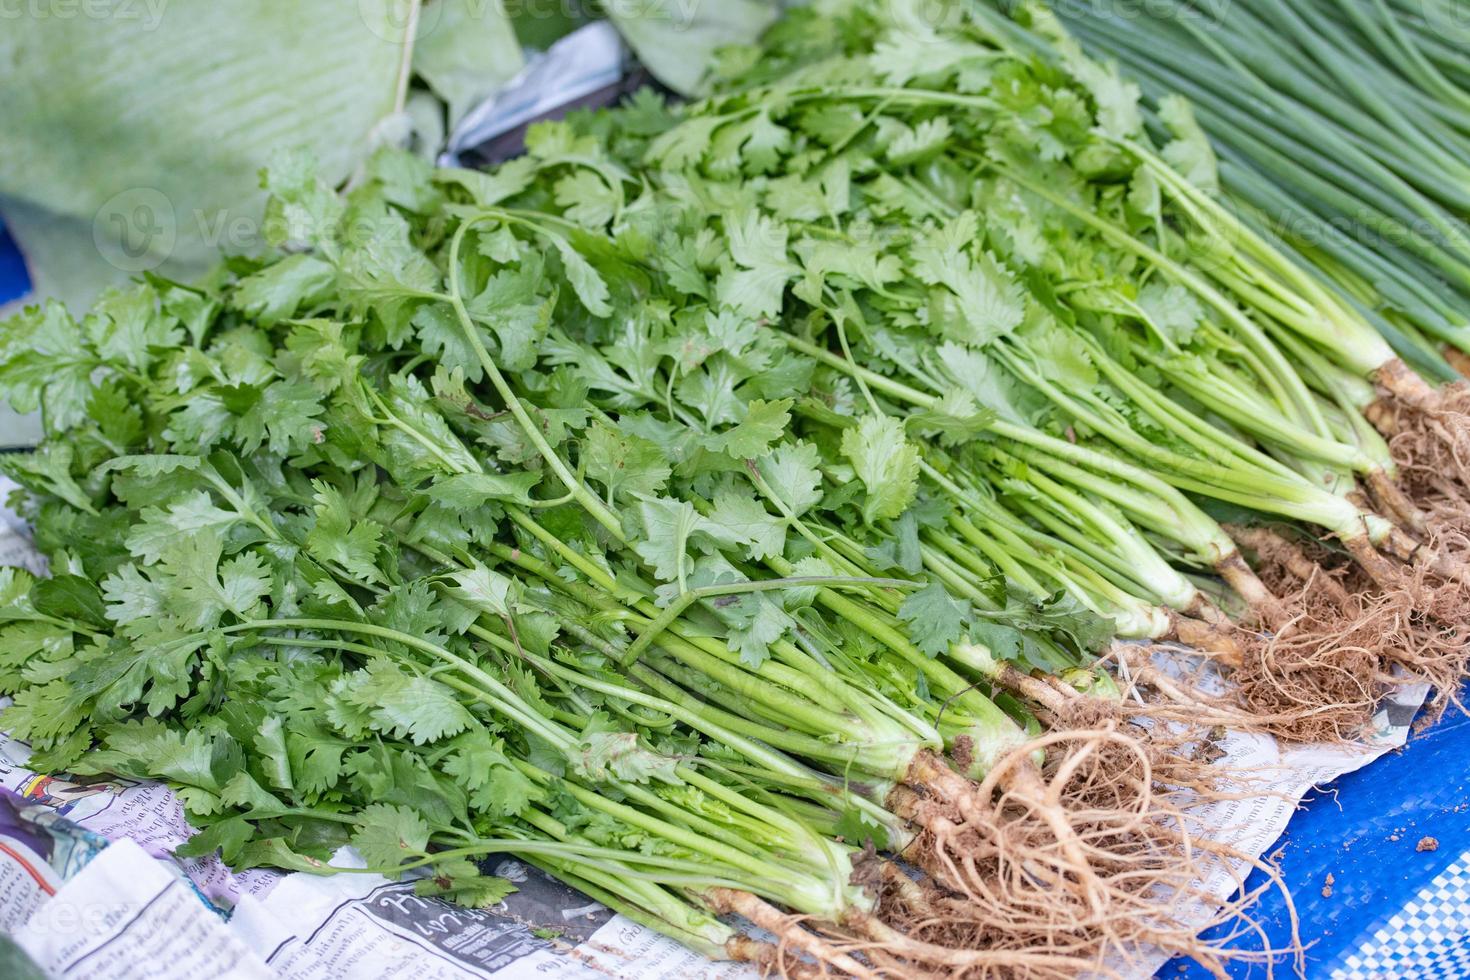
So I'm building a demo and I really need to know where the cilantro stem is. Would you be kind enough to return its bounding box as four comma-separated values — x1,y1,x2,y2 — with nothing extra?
444,215,627,542
988,160,1326,426
778,331,1243,562
516,859,734,960
744,462,860,576
330,837,749,882
765,555,1025,754
478,538,945,776
513,759,840,908
525,650,837,780
988,342,1364,531
615,574,919,669
504,509,621,593
362,385,476,475
221,617,575,751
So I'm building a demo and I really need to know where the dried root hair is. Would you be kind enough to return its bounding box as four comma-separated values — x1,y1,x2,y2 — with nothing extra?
1375,360,1470,502
1217,525,1470,738
881,727,1299,978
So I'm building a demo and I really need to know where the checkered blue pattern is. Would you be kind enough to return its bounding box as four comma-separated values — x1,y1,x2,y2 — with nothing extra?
1330,850,1470,978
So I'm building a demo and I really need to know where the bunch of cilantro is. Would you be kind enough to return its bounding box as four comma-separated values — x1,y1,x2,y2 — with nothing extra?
0,90,1113,971
3,0,1454,966
630,0,1464,641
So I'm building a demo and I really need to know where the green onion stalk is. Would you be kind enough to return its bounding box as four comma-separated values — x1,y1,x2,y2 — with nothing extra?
1038,0,1470,512
1051,0,1470,371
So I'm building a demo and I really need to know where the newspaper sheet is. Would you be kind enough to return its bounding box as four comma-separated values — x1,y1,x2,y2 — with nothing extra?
0,474,1429,978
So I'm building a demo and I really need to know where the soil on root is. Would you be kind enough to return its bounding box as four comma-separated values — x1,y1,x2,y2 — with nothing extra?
1368,362,1470,591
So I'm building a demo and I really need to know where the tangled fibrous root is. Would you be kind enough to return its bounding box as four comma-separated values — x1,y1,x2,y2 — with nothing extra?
884,729,1299,979
1376,366,1470,501
1219,525,1470,738
988,659,1234,801
1388,393,1470,540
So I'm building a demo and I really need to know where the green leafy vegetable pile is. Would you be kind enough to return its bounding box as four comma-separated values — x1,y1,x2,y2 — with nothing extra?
6,0,1469,973
1056,0,1470,383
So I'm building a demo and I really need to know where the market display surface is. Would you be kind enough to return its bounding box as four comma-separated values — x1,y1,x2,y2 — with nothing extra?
4,1,1470,977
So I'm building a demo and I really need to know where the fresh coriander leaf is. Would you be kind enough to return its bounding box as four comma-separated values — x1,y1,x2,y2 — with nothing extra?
574,730,681,785
631,496,740,585
705,489,785,561
554,170,619,229
231,254,335,327
552,237,613,318
840,415,920,523
897,580,970,656
351,803,431,870
703,397,792,459
582,420,672,503
435,158,537,207
911,214,1026,345
715,210,798,318
1136,281,1205,345
415,868,518,908
336,660,475,746
125,491,241,565
426,472,542,509
30,575,108,629
441,563,517,620
755,441,823,517
306,480,385,585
